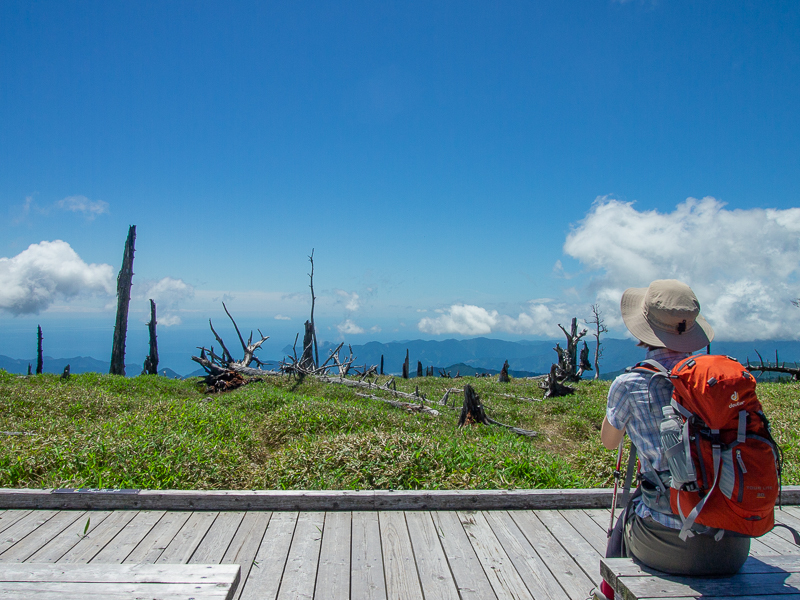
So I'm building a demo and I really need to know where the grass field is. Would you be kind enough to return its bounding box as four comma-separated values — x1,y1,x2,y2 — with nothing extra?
0,369,798,491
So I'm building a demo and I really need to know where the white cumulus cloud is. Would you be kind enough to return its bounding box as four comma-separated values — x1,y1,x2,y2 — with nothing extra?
274,314,291,321
335,290,361,311
337,319,365,334
0,240,114,315
563,197,800,340
418,305,499,335
135,277,194,327
417,302,579,337
57,195,109,219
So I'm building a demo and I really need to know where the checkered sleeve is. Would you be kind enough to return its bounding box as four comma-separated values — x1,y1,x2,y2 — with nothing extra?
606,374,633,431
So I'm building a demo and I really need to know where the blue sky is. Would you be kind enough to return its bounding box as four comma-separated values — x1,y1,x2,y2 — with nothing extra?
2,1,800,373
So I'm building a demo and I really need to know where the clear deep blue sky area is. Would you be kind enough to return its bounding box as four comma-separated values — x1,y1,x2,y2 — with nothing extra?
1,1,799,374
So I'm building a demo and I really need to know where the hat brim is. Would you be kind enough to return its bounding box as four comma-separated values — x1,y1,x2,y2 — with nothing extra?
620,287,714,352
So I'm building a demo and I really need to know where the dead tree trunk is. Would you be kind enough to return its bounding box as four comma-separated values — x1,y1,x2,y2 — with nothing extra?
60,364,70,380
402,349,409,379
36,325,43,375
380,355,384,375
143,299,158,375
586,304,608,380
557,317,588,382
110,225,136,376
301,320,315,370
539,364,576,398
498,359,510,383
417,361,423,377
308,250,319,368
576,341,592,378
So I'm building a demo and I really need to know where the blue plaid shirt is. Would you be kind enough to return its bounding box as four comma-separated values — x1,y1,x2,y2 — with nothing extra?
607,347,689,528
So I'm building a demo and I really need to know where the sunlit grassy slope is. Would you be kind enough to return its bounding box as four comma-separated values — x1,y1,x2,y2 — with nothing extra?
1,370,797,490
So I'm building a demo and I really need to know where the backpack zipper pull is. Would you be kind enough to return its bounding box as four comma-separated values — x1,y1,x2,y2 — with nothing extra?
736,449,747,474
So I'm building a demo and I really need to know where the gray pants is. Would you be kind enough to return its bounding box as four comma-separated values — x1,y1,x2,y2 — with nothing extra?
624,513,751,576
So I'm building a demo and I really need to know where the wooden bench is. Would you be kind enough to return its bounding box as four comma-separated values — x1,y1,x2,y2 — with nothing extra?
601,555,800,600
0,563,240,599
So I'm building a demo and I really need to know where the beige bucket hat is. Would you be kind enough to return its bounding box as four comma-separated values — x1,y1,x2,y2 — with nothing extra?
620,279,714,352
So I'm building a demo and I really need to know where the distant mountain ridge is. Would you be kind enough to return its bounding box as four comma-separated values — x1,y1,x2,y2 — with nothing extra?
319,338,800,379
0,355,178,378
4,338,799,379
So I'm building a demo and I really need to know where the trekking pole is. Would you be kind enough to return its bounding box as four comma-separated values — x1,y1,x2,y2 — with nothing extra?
608,439,624,538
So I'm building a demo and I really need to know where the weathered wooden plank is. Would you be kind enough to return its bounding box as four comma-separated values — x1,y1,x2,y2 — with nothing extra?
776,507,800,532
405,511,460,600
0,562,241,582
90,510,165,563
535,508,604,584
222,511,272,600
782,505,800,521
123,510,192,564
156,510,218,564
559,509,609,555
190,511,245,564
756,529,800,555
748,536,781,556
277,511,324,600
0,510,58,555
0,510,85,562
0,510,32,534
351,511,387,600
616,571,800,599
484,511,570,600
239,511,298,600
0,581,235,599
457,510,534,600
509,510,596,600
26,511,113,563
5,487,800,511
631,597,800,600
603,555,800,579
584,507,613,535
314,511,351,600
0,488,616,511
380,511,424,600
431,511,497,600
58,510,138,563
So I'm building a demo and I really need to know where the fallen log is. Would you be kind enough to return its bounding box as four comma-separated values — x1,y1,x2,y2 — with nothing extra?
353,392,440,416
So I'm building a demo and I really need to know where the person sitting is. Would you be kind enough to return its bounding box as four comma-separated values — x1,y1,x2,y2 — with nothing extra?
596,279,750,599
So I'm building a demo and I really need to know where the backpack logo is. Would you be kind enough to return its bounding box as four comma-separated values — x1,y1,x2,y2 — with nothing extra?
729,391,743,408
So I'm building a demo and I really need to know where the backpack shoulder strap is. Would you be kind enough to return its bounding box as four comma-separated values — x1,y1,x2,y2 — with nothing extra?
620,442,638,510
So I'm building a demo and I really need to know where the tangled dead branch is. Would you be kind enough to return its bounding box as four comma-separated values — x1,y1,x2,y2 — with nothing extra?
746,350,800,381
191,304,278,391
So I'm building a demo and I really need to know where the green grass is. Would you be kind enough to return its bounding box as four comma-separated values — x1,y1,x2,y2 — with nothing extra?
0,369,797,490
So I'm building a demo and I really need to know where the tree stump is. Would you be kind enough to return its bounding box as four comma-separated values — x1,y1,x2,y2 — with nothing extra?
417,361,423,377
458,384,490,427
300,320,315,370
498,359,510,383
60,364,71,380
539,364,575,398
402,349,409,379
380,354,384,375
143,299,159,375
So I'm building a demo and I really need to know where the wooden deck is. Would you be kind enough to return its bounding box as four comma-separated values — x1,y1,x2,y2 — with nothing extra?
1,506,800,599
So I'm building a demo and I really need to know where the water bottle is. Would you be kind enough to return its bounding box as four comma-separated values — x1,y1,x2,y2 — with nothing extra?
660,405,691,485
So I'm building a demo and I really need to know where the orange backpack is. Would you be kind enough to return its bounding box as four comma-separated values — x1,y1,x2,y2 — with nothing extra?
635,355,785,540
